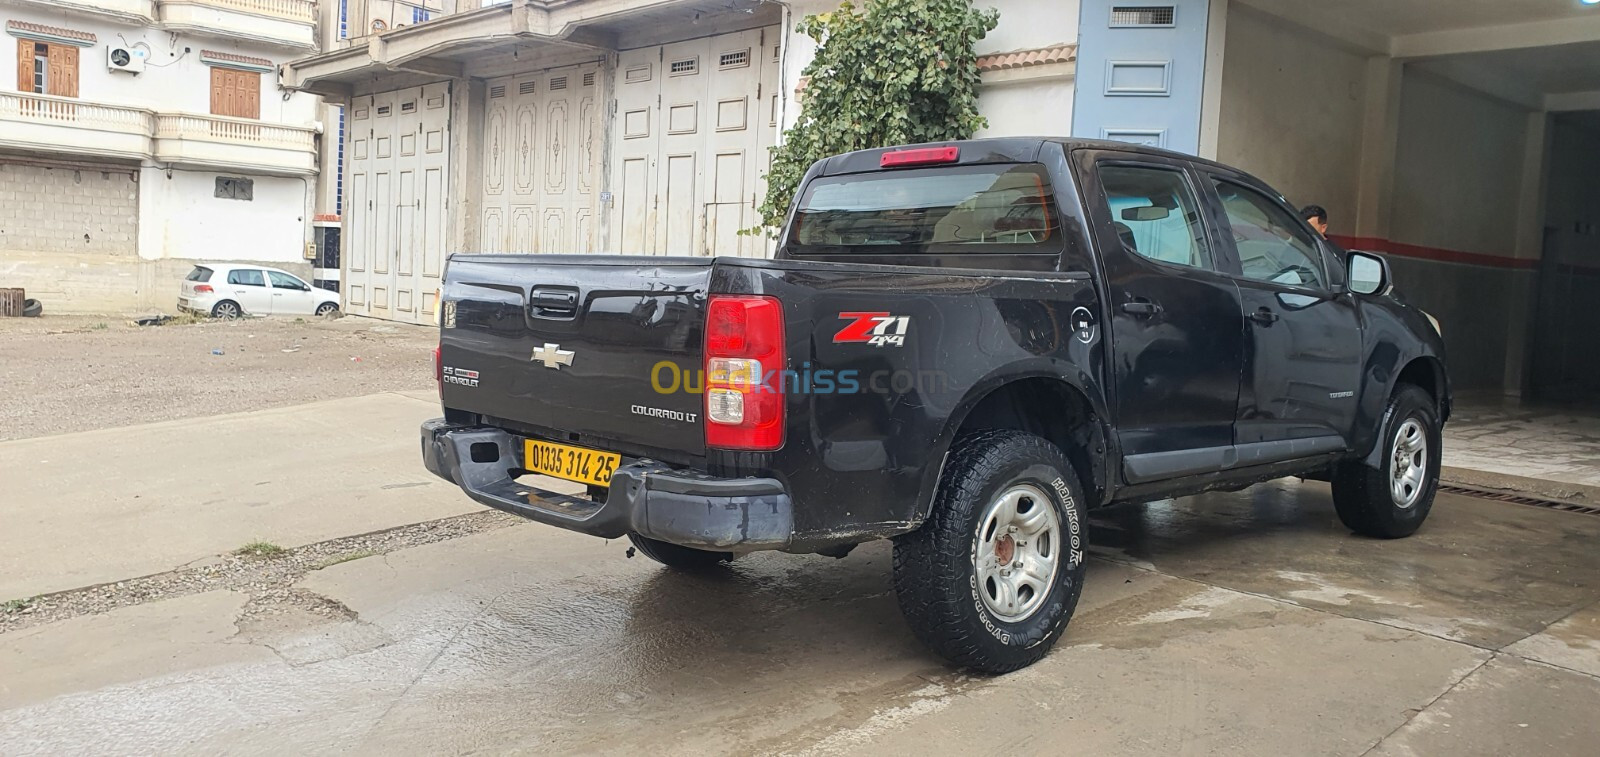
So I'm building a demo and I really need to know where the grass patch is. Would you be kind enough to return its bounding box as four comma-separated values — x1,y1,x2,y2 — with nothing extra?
233,541,289,559
91,322,108,331
313,550,378,570
2,597,36,614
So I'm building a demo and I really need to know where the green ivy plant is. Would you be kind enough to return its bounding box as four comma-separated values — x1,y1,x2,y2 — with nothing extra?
750,0,999,234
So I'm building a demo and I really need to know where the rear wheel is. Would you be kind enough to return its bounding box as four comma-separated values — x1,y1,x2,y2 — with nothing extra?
211,300,241,320
893,430,1088,673
1332,384,1441,538
627,533,734,570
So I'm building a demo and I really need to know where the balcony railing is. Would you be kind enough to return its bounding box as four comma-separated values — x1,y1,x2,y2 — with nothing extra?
188,0,317,23
0,92,316,174
0,93,155,133
345,0,491,39
155,113,317,151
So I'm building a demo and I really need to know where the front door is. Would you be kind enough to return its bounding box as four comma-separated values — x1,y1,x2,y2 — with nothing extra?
267,270,318,315
1199,172,1363,447
1080,152,1243,484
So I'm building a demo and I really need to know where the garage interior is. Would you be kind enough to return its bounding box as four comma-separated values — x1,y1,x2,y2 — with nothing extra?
1208,0,1600,408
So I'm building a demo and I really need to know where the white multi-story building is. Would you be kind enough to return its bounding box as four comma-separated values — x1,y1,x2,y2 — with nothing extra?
0,0,324,313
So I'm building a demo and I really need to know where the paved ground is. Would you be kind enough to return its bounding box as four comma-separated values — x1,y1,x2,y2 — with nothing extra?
4,323,1600,754
1444,399,1600,503
1,486,1597,755
0,314,437,441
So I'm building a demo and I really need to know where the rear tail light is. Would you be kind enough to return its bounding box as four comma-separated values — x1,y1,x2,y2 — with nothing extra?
704,295,784,450
880,146,959,168
194,284,214,294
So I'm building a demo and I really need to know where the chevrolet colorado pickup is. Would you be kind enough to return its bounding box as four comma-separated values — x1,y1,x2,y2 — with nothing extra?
422,138,1450,673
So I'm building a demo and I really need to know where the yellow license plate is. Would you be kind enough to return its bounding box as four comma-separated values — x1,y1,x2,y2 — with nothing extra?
524,439,620,487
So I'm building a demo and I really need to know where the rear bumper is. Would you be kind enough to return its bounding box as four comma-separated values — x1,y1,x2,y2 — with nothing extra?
420,419,794,551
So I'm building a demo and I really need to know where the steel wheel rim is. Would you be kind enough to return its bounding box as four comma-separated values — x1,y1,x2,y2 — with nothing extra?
974,482,1061,623
1390,418,1428,509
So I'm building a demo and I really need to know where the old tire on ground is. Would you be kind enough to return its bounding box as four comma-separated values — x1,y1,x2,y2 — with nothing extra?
627,533,734,570
1331,384,1441,539
211,300,242,320
893,429,1088,674
21,298,42,317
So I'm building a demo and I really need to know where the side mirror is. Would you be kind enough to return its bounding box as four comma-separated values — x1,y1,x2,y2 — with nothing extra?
1347,251,1390,296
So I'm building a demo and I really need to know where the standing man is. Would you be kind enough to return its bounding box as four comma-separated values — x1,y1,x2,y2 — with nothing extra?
1301,205,1329,237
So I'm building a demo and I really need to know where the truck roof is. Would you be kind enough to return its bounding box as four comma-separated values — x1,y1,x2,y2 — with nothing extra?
811,137,1233,177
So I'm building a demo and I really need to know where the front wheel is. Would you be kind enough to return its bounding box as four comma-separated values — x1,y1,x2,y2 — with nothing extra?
315,302,339,316
1331,385,1441,538
893,430,1088,673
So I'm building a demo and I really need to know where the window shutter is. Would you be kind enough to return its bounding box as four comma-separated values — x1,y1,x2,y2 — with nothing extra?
242,70,260,119
209,66,228,115
15,39,30,93
57,45,78,98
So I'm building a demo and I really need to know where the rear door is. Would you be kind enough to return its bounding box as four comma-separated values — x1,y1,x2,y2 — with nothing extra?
1078,151,1244,483
225,268,273,316
1198,171,1362,447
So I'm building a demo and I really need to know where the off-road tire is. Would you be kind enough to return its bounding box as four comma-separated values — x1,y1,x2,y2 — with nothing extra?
627,533,734,570
893,430,1089,674
1331,384,1441,539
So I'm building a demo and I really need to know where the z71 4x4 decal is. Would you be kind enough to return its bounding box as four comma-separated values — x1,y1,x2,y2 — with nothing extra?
834,312,911,347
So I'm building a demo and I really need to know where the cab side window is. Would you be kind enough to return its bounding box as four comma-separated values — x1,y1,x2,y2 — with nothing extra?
227,269,265,287
1096,165,1215,271
1211,180,1326,289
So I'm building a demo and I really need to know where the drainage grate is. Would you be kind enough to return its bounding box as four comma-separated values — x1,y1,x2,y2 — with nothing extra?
1439,484,1600,516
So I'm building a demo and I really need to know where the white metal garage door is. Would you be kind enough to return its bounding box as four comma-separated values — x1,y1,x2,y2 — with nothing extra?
480,63,605,254
345,82,451,323
612,27,781,257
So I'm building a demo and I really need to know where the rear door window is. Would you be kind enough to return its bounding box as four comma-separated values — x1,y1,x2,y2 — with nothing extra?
186,266,213,282
227,269,265,287
788,164,1059,252
1096,164,1214,271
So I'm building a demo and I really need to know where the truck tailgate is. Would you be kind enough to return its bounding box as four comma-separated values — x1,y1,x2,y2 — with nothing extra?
440,255,711,460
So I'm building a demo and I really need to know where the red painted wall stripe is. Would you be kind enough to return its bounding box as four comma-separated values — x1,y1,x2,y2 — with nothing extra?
1329,235,1538,270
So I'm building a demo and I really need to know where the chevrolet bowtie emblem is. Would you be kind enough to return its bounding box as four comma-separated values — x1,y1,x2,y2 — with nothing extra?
531,343,575,369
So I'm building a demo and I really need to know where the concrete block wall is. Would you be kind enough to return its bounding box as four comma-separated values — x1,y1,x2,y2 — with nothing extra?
0,162,139,256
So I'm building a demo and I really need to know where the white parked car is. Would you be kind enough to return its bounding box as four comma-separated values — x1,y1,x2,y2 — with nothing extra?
179,264,340,319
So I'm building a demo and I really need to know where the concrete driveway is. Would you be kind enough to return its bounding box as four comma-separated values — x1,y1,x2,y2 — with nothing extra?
3,393,1599,757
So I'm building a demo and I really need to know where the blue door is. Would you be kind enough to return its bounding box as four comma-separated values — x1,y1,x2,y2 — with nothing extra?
1071,1,1212,155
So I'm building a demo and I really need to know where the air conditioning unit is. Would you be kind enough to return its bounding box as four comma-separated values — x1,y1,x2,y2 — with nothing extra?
107,46,146,74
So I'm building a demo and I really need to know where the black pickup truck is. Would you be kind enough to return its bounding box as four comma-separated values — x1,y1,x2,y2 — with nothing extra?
422,138,1449,673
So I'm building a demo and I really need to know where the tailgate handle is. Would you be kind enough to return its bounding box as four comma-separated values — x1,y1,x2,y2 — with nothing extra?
530,288,578,316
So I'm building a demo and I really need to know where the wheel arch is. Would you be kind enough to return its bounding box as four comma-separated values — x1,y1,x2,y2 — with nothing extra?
914,368,1112,524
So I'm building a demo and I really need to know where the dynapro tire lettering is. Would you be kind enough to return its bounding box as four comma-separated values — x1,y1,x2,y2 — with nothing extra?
834,312,911,347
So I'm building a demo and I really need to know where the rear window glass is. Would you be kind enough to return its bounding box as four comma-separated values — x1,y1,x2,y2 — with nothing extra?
228,269,265,286
789,164,1059,252
186,266,213,282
